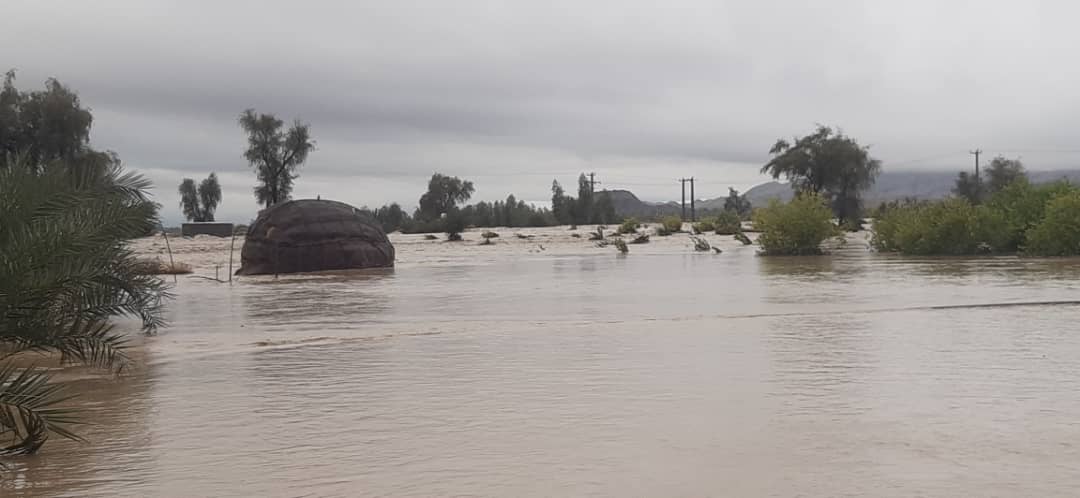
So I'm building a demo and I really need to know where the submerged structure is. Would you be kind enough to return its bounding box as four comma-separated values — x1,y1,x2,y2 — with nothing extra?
236,199,394,275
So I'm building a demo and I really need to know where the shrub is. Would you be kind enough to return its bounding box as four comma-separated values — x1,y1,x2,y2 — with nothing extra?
692,220,715,234
752,194,841,255
871,198,1008,255
986,180,1078,252
1023,191,1080,256
618,218,640,234
661,216,683,234
613,237,629,254
713,211,742,235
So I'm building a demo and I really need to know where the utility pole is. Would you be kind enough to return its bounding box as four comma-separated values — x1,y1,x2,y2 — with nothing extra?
679,178,689,221
588,172,600,195
970,149,983,201
690,177,696,222
970,149,982,183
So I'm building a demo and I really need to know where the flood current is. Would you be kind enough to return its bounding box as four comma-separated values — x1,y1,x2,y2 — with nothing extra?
5,229,1080,497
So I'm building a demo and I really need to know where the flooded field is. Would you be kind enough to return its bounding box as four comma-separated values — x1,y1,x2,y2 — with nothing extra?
5,226,1080,497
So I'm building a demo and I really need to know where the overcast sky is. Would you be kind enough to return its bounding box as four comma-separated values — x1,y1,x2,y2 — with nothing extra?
4,0,1080,224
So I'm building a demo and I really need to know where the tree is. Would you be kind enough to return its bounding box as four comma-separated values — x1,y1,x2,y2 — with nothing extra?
761,125,881,224
0,70,94,167
985,156,1027,194
575,173,593,225
723,188,752,217
238,109,315,208
551,180,572,225
178,173,222,222
373,203,409,233
1,155,166,455
952,171,982,204
418,173,475,220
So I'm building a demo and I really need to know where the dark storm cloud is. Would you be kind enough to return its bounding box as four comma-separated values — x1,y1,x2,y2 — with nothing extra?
4,0,1080,224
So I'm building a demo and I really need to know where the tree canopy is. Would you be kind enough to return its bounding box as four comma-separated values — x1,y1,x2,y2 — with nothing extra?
761,125,881,223
238,109,315,208
0,71,94,167
178,172,222,222
418,173,475,220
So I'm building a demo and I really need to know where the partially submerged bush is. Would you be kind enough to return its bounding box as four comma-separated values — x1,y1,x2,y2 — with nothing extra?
133,259,193,275
1023,191,1080,256
986,180,1077,252
733,232,752,245
713,211,742,235
871,198,1007,255
629,233,650,244
618,218,640,234
752,194,841,255
692,220,715,234
613,237,629,254
661,216,683,234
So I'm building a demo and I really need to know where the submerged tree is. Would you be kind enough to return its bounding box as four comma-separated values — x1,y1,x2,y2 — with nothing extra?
178,172,222,222
761,125,881,224
238,109,315,208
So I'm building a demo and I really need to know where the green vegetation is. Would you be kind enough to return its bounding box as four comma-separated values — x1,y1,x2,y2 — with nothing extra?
953,155,1027,204
618,218,640,234
238,109,315,208
1024,192,1080,256
661,216,683,234
692,220,715,234
178,173,221,222
0,72,167,454
761,125,881,225
550,175,618,226
871,198,1006,255
752,194,841,255
713,211,742,235
874,176,1080,256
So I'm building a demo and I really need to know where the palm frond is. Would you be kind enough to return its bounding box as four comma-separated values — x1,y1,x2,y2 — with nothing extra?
0,363,84,456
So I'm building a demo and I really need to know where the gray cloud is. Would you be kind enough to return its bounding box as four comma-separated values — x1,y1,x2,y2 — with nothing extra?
4,0,1080,224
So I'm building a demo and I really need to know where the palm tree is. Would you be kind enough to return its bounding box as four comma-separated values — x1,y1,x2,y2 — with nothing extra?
0,155,167,454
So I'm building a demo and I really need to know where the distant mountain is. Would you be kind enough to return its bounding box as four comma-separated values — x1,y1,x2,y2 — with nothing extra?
608,169,1080,218
742,169,1080,208
605,189,681,218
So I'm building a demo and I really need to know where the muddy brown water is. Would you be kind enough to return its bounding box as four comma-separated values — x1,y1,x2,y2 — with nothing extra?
5,229,1080,497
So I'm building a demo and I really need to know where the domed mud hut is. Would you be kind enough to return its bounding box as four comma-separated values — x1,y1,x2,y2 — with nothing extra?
236,199,395,275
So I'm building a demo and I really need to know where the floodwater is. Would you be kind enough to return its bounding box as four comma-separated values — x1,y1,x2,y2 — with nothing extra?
5,227,1080,497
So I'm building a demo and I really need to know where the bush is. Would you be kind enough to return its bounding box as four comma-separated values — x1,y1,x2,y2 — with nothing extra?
661,216,683,234
713,211,742,235
618,218,640,234
871,198,1008,255
986,180,1077,252
752,194,841,255
1023,191,1080,256
692,220,715,234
